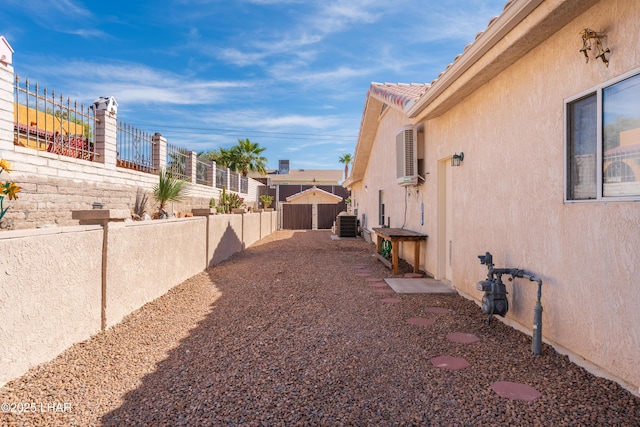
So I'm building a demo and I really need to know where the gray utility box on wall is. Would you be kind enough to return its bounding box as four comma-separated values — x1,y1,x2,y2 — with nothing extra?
336,212,357,237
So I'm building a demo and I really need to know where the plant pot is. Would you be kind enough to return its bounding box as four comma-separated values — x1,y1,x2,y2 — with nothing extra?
232,208,245,214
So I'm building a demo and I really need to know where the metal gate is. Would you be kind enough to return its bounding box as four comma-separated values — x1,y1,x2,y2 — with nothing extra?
282,204,312,230
318,203,347,229
282,203,347,230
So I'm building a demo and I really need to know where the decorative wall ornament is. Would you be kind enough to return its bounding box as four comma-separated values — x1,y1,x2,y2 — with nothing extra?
579,28,610,67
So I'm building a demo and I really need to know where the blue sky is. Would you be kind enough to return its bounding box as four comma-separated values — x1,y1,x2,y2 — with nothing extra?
2,0,507,171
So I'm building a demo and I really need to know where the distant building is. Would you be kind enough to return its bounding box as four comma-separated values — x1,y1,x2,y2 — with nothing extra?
250,160,348,230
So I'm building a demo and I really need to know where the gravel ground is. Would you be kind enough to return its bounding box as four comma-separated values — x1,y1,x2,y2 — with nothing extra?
1,230,639,426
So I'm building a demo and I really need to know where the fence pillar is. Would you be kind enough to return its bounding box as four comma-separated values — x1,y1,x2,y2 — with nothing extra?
94,110,118,170
0,40,15,154
186,151,197,183
226,167,231,189
208,160,216,187
152,132,167,172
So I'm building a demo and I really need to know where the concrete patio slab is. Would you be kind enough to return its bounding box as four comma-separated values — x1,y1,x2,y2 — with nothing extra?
384,278,456,294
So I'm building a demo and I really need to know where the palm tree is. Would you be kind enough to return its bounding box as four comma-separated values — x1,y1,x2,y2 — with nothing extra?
201,147,235,168
153,168,188,218
339,154,353,181
230,138,267,177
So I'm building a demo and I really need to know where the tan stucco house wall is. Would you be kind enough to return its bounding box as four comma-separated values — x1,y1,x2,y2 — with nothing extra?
346,0,640,395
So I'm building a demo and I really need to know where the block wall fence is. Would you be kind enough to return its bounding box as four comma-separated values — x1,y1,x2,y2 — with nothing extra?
0,210,278,388
0,43,279,389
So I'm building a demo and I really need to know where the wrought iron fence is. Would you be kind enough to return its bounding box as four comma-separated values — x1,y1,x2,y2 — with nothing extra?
229,171,240,192
216,168,227,189
116,121,155,173
13,76,96,161
11,77,256,195
196,159,212,185
166,142,190,181
240,176,248,194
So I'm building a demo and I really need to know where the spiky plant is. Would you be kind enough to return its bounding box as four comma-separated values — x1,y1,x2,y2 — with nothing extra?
133,188,148,219
153,168,188,218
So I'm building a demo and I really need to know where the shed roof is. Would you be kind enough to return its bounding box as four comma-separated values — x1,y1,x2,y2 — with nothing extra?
286,185,344,203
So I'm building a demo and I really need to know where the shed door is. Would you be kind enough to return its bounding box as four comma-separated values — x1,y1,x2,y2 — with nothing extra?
282,204,312,229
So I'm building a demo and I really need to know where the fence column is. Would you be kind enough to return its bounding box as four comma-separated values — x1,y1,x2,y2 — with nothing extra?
0,38,15,154
94,110,118,170
152,132,167,172
186,151,197,183
226,167,231,189
208,160,216,187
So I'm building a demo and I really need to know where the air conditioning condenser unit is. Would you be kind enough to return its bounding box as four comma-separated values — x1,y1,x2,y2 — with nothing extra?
396,125,418,186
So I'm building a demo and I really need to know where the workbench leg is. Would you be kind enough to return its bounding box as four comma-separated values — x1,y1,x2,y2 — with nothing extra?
414,241,421,273
376,234,382,254
392,240,399,275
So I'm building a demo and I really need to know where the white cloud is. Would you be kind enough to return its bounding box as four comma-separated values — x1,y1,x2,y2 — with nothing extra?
218,48,268,67
23,59,254,106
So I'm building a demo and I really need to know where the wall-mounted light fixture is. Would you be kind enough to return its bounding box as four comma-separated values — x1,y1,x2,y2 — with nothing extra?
580,28,610,67
451,152,464,167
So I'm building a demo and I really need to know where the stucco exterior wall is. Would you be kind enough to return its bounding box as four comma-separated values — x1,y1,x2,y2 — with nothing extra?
418,0,640,391
352,0,640,393
105,217,207,328
351,107,428,270
0,209,277,387
0,226,103,386
208,213,244,267
242,212,262,248
260,211,272,238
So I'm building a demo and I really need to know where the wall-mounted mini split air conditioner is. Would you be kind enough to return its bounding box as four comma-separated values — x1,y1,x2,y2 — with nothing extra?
396,125,418,186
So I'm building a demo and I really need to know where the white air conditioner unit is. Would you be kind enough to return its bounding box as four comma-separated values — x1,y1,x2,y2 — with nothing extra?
396,125,418,186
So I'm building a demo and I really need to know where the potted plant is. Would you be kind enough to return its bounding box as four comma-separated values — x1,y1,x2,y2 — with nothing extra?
229,193,245,213
220,187,245,213
260,194,274,211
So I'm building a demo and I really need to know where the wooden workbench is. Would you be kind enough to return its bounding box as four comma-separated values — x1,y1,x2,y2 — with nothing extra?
372,227,428,275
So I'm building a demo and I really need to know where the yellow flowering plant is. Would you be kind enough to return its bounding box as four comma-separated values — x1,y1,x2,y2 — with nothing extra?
0,158,21,221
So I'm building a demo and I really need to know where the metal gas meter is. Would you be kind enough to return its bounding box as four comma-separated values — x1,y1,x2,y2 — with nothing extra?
477,252,509,322
476,251,545,355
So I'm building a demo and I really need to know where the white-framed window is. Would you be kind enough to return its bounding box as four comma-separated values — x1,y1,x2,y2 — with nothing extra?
565,68,640,201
